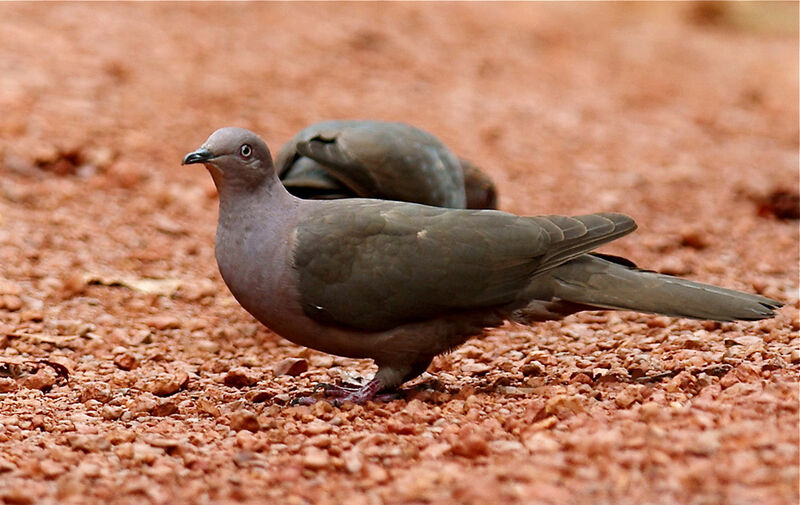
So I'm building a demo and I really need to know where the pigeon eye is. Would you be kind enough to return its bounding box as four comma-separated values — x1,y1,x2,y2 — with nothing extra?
239,144,252,158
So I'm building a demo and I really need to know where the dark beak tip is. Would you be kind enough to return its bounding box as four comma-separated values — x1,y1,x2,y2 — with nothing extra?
182,148,213,165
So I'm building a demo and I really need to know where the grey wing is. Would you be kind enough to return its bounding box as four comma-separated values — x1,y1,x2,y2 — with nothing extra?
275,121,359,197
295,122,467,208
274,120,359,178
293,200,636,331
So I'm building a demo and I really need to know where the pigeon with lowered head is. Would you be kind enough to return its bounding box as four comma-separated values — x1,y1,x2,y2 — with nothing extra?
275,120,497,209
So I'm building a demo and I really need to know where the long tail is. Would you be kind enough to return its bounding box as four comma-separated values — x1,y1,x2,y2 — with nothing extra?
531,254,783,321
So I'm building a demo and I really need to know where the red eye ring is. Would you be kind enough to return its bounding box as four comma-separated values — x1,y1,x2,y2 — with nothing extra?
239,144,252,158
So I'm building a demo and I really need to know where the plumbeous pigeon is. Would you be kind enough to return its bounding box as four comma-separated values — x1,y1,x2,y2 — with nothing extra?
183,127,783,404
275,120,497,209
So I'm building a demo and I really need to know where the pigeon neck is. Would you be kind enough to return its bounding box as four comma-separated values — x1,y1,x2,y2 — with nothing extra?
215,170,293,223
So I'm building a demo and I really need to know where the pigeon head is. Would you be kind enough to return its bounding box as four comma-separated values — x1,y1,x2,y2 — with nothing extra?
183,127,274,189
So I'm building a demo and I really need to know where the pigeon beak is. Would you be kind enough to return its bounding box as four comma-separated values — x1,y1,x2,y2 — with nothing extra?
182,147,215,165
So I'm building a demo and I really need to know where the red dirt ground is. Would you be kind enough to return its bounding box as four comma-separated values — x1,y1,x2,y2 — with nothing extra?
0,3,798,505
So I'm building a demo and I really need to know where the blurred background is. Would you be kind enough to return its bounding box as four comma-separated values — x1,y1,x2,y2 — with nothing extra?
1,2,796,213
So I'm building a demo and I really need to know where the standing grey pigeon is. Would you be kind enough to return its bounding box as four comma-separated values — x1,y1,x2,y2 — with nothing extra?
183,127,782,404
275,120,497,209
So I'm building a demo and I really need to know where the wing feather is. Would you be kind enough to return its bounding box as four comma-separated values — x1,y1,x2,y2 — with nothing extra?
293,200,635,331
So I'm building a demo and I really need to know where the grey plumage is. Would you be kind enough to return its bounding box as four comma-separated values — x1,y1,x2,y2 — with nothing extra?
525,254,781,322
275,120,498,209
183,127,783,403
294,205,635,332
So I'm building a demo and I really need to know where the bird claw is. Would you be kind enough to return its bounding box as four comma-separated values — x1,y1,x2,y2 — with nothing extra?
289,396,318,406
292,378,392,406
318,383,364,397
314,381,363,395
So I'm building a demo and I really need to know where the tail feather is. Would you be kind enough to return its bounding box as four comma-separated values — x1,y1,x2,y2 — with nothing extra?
537,254,782,322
